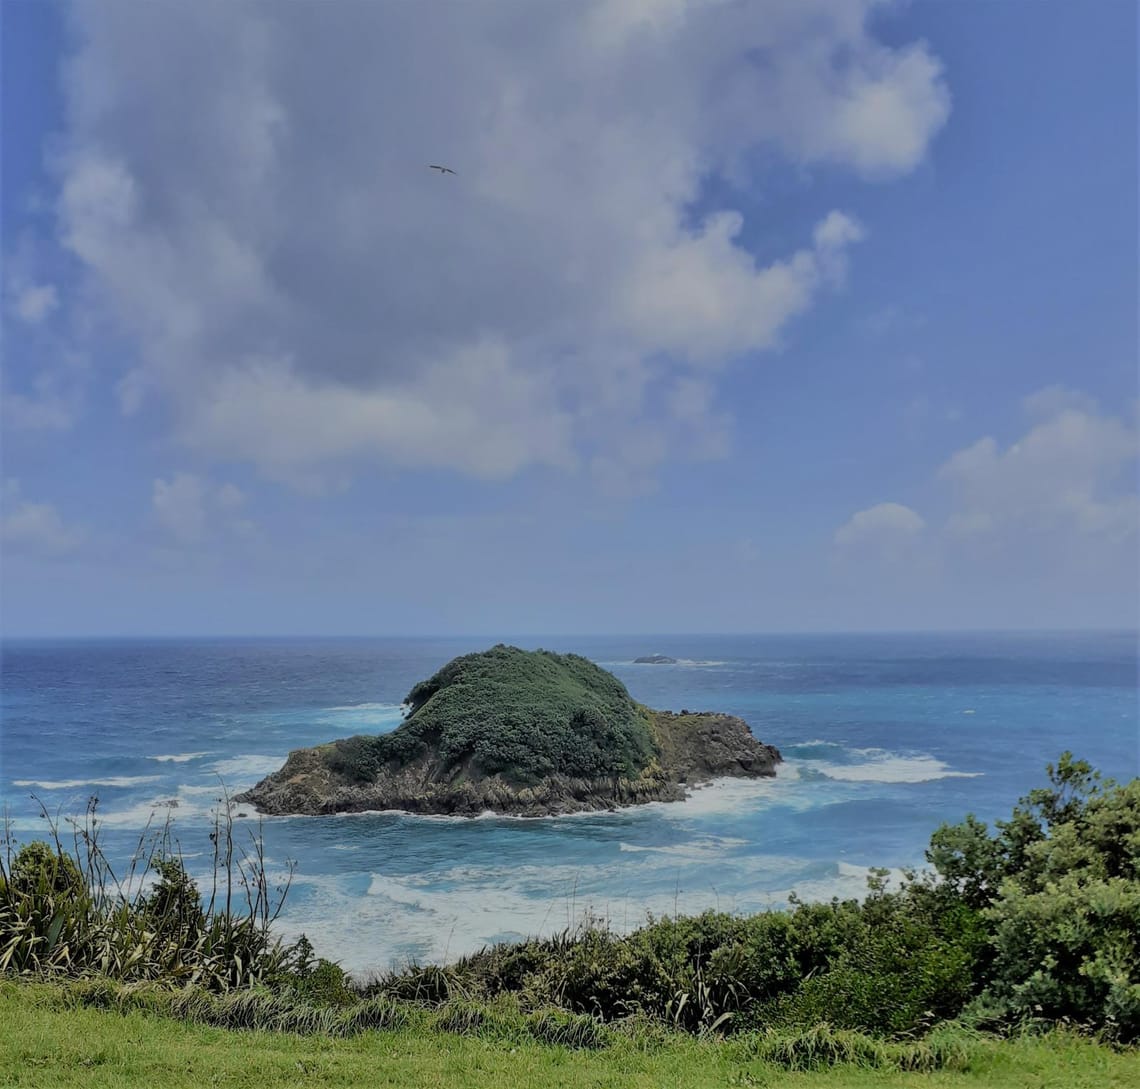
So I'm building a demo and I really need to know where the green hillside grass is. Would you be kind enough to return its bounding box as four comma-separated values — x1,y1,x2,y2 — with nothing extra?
5,982,1139,1089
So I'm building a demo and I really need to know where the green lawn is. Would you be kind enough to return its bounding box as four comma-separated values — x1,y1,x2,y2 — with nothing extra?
3,984,1138,1089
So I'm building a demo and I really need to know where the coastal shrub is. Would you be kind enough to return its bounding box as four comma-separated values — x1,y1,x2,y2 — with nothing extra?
366,756,1132,1042
406,892,984,1037
279,938,357,1007
737,1022,979,1073
49,976,414,1037
523,1007,613,1049
928,758,1140,1040
375,962,469,1004
0,800,298,990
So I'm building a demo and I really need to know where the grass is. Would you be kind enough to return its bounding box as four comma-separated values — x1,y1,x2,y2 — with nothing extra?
4,982,1140,1089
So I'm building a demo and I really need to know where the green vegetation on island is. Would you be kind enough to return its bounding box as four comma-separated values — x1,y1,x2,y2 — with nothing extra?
332,644,658,784
237,645,781,816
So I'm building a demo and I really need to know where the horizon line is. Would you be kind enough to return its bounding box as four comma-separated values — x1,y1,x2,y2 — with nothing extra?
2,627,1136,642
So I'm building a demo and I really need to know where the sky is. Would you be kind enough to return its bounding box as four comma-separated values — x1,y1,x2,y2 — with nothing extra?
1,0,1137,637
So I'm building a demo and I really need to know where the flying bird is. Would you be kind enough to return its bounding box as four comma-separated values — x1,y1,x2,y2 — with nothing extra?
428,164,457,175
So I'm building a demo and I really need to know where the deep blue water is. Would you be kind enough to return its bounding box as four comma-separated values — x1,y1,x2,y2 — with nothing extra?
2,633,1137,975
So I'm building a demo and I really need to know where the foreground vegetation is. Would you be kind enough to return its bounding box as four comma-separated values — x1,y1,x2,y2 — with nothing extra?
2,753,1137,1084
365,753,1140,1042
6,981,1140,1088
0,799,294,989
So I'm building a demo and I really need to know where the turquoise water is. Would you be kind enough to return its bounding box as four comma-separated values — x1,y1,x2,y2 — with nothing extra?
2,633,1136,975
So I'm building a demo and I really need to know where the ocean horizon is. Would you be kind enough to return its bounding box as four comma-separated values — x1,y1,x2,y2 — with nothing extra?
2,630,1137,977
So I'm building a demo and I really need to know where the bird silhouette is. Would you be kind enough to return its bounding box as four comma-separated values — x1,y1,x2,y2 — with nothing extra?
428,164,457,175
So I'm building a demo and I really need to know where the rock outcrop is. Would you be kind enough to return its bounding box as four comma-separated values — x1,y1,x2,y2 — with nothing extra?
236,646,780,818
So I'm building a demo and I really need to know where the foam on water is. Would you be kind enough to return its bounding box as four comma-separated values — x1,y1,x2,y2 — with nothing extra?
149,752,212,763
809,749,981,783
12,775,161,790
618,835,748,859
276,851,907,975
210,754,288,786
650,766,826,819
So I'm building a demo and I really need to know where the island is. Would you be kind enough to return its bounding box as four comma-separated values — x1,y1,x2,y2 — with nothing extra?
236,645,781,817
633,654,678,664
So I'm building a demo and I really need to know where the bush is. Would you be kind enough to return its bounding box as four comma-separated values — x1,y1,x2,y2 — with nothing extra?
365,756,1135,1042
0,800,298,990
329,645,659,786
945,761,1140,1040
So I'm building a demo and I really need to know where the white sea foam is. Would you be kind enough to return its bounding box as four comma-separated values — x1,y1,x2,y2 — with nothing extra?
338,771,817,825
270,849,916,977
12,775,161,790
149,752,212,763
812,750,981,784
89,798,209,828
762,861,910,904
618,836,748,859
89,782,257,829
211,754,286,785
650,769,822,819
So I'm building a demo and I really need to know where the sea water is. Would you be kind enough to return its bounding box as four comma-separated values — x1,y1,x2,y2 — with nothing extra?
1,632,1136,976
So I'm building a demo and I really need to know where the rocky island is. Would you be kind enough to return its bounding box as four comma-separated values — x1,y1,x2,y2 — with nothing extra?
236,645,781,817
633,654,678,664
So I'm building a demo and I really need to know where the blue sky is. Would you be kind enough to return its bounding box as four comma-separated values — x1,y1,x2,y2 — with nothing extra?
2,0,1136,636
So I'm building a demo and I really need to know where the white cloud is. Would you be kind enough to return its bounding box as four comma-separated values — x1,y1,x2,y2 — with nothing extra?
939,393,1138,543
0,481,85,557
620,210,864,362
2,387,77,432
1021,385,1099,421
152,474,208,543
152,473,257,545
216,483,246,510
834,502,926,548
52,0,948,486
813,43,951,176
833,389,1138,595
10,283,60,324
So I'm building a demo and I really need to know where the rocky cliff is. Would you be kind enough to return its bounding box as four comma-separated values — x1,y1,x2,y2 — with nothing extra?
236,646,780,817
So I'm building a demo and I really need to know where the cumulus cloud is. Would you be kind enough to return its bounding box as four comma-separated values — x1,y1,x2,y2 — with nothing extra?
939,393,1138,543
52,0,948,487
834,502,926,548
10,283,60,324
1021,385,1099,421
2,383,77,432
152,473,252,544
834,389,1138,584
0,481,85,557
2,251,84,430
152,474,208,543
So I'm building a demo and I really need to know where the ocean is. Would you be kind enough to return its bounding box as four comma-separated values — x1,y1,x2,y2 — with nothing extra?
1,632,1136,977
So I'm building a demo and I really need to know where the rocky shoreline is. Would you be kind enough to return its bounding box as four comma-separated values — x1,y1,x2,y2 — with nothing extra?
236,710,781,818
